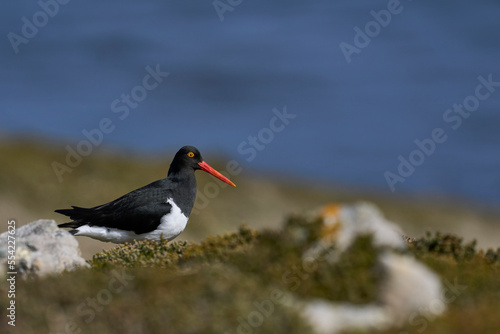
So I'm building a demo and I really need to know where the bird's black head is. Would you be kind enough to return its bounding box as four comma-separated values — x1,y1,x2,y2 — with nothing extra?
168,146,236,187
169,146,203,173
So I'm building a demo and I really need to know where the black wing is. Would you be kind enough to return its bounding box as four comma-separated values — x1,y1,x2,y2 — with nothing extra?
56,179,174,234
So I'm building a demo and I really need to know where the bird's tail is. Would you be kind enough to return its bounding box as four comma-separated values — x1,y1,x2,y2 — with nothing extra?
55,206,93,234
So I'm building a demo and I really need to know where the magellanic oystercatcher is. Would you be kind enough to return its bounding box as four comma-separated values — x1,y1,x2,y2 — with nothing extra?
55,146,235,243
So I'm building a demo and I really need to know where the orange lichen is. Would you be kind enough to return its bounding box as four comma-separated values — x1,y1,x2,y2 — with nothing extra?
319,204,342,241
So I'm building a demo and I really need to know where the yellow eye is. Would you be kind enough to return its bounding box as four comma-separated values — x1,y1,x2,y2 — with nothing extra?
187,152,195,158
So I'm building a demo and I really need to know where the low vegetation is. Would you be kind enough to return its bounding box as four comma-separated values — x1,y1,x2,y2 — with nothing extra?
1,214,499,334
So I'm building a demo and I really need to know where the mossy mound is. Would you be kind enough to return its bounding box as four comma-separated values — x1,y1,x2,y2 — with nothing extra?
1,218,500,334
0,216,383,334
91,217,381,304
90,225,258,270
6,266,311,334
378,232,500,334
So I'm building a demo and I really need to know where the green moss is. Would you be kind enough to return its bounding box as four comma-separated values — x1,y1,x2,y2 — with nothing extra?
91,225,258,269
92,216,381,305
0,215,387,334
1,266,310,334
371,232,500,334
408,231,500,265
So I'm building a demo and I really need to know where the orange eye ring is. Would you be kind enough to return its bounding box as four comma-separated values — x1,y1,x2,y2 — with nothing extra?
187,152,195,158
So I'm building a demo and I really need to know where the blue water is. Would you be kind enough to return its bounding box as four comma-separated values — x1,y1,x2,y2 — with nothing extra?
1,0,499,205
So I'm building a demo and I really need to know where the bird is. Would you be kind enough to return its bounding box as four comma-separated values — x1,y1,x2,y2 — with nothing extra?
55,146,236,243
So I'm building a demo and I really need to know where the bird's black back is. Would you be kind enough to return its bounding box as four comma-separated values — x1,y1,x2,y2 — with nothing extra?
56,174,197,234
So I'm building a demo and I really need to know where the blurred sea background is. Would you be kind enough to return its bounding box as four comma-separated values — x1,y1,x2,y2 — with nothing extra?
0,0,499,253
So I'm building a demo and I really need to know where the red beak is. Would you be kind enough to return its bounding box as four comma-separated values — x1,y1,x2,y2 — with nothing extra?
198,161,236,187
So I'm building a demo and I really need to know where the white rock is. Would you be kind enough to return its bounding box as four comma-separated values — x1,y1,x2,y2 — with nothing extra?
0,219,89,277
303,301,391,334
379,252,446,325
301,203,445,334
322,202,405,250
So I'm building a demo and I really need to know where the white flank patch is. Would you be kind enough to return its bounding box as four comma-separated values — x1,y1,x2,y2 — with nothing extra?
74,198,189,243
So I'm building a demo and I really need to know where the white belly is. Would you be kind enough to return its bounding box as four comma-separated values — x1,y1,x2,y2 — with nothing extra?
74,198,189,243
